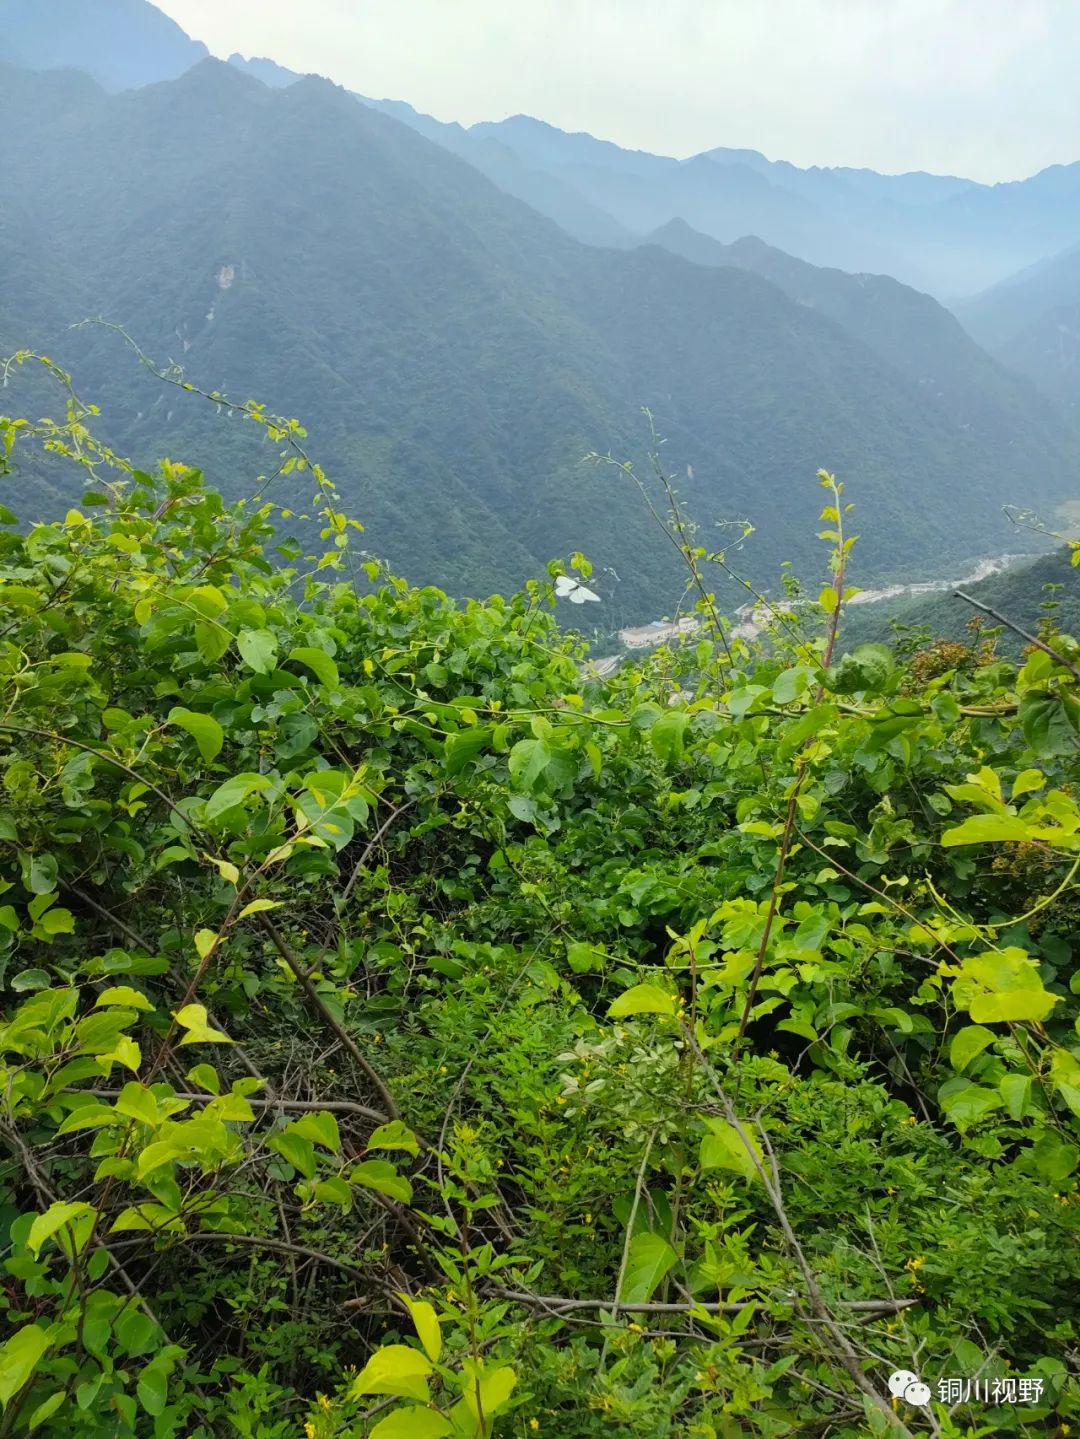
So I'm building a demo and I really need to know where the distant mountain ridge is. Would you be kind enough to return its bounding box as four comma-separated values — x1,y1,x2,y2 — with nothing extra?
2,57,1073,621
6,0,1080,295
643,218,1065,453
957,244,1080,413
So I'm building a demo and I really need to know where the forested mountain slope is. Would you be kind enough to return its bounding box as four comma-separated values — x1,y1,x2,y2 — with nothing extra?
839,547,1080,651
646,219,1069,454
957,245,1080,413
1,61,1073,619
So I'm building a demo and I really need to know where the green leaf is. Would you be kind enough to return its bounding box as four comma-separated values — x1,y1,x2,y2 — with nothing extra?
939,1080,1003,1130
620,1231,677,1303
999,1072,1032,1120
287,646,339,688
1011,768,1045,799
204,772,273,821
237,628,279,675
27,1390,65,1429
1031,1133,1078,1182
941,815,1033,847
949,1025,996,1072
370,1410,452,1439
650,711,690,765
237,898,282,919
269,1132,317,1179
699,1117,764,1183
167,707,224,763
136,1363,168,1416
27,1201,96,1256
174,1004,234,1045
1019,691,1076,757
959,948,1061,1024
461,1361,517,1420
349,1159,413,1203
285,1111,341,1153
186,1064,220,1095
398,1293,442,1363
367,1121,421,1157
350,1345,433,1404
95,986,154,1012
21,853,57,895
0,1325,51,1410
607,984,675,1019
114,1083,160,1126
823,643,894,695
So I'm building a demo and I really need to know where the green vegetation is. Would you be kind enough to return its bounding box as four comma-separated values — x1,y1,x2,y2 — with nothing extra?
1,362,1079,1436
1,59,1075,622
839,548,1080,655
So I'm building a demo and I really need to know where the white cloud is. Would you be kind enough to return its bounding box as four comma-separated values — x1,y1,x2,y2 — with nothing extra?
154,0,1080,180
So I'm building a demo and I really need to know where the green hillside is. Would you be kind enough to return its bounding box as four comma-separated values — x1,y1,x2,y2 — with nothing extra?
2,61,1075,621
646,219,1070,457
838,547,1080,652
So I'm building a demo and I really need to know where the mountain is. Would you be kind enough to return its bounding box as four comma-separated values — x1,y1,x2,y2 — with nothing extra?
226,53,300,89
956,244,1080,413
839,548,1080,653
0,0,207,90
645,219,1069,459
440,117,1080,297
1,59,1076,621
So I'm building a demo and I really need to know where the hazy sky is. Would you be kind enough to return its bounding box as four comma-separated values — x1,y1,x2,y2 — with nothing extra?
154,1,1080,182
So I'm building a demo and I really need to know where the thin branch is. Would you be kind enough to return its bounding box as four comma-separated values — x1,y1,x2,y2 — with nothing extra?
259,916,400,1120
954,589,1080,683
487,1286,918,1316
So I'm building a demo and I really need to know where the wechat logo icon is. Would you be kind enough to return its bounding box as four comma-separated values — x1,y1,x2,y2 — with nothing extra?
889,1370,932,1407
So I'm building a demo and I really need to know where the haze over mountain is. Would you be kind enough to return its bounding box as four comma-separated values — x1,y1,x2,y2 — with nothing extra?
7,0,1080,298
0,0,207,90
2,0,1080,622
3,54,1075,620
957,245,1080,416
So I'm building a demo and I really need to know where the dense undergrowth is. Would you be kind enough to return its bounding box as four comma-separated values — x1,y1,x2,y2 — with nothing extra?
1,358,1079,1437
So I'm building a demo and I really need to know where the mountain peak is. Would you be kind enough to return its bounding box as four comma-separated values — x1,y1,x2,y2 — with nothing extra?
0,0,207,90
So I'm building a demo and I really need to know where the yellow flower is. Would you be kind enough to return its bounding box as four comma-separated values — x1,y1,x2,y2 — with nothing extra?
529,1422,540,1432
556,1096,566,1105
904,1255,926,1271
584,1213,592,1224
304,1426,316,1439
317,1394,332,1410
